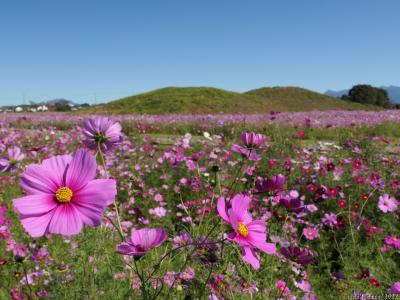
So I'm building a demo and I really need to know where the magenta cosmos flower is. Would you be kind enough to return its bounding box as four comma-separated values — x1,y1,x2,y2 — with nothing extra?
82,116,122,152
255,174,286,194
378,194,398,213
389,282,400,294
117,228,167,256
13,149,116,237
240,132,266,148
217,194,276,269
303,227,319,240
232,132,267,161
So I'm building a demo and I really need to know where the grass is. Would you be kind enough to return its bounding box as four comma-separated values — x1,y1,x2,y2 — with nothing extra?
81,86,378,115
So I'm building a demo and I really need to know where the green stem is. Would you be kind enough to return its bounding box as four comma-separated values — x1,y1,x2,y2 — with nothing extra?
22,262,34,299
97,145,124,238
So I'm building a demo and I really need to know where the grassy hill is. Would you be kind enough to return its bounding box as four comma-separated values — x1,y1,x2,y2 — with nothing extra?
82,86,378,114
245,86,375,111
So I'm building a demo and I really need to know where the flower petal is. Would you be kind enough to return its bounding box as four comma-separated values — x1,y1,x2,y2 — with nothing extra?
48,204,83,235
251,241,276,254
20,164,59,194
13,194,57,216
72,203,103,227
242,246,260,269
65,150,96,191
73,179,116,206
20,210,56,237
217,197,230,224
116,243,144,256
231,194,252,223
131,228,167,250
41,154,72,187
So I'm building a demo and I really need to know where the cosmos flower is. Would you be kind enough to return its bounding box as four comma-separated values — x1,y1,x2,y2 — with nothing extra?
389,282,400,294
303,228,319,240
13,150,116,237
117,228,167,256
297,280,312,292
217,194,276,269
276,280,291,296
280,192,304,213
280,245,314,265
82,116,122,152
172,231,192,248
232,132,267,161
384,235,400,250
0,147,25,173
255,174,286,194
240,132,266,148
322,213,338,228
378,194,398,213
231,144,260,161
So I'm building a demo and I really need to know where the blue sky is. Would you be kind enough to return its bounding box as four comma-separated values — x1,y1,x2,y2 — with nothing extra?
0,0,399,105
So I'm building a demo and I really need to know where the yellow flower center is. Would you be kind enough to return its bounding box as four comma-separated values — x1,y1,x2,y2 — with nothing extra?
307,231,313,237
237,222,249,237
55,187,73,203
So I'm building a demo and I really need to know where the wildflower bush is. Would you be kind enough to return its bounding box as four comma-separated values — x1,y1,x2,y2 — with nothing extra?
0,115,399,299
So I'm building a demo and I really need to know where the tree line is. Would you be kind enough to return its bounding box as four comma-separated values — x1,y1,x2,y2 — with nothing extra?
341,84,395,108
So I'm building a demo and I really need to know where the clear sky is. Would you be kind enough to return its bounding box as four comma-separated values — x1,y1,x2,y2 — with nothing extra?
0,0,399,105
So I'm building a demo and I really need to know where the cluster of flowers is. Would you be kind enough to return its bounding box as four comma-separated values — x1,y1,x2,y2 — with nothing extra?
0,115,400,299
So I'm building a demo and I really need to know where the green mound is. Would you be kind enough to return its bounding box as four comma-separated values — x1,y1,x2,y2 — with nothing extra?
83,86,378,114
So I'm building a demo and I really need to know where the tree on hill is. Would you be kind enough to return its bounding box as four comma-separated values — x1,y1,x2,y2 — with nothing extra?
54,103,72,112
342,84,392,108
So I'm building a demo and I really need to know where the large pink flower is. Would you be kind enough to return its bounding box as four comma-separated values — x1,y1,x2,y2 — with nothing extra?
217,193,276,269
13,149,116,237
117,228,167,256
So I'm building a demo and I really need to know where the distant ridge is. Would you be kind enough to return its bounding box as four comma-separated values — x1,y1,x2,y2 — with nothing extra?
82,86,378,114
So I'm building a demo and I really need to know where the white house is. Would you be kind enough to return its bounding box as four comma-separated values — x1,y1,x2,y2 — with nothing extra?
15,107,23,112
37,105,48,112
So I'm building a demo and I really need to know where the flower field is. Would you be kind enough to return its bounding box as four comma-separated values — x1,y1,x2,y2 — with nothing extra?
1,112,400,299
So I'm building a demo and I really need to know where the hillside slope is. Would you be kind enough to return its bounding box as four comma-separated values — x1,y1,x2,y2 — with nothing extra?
83,86,378,114
245,87,374,111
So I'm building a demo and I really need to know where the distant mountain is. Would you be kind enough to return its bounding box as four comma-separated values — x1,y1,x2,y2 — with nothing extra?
325,89,349,98
381,86,400,103
81,86,378,115
325,86,400,103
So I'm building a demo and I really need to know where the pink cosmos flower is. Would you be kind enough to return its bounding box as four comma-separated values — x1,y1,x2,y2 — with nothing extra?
0,147,25,173
117,228,167,256
240,132,266,148
389,282,400,294
276,280,291,296
297,280,312,292
303,227,319,240
232,132,267,161
13,149,116,237
322,212,338,228
172,231,192,248
255,174,286,194
378,194,398,213
384,235,400,250
217,194,276,269
149,207,167,218
82,116,122,152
